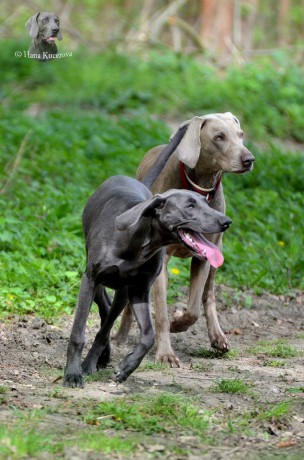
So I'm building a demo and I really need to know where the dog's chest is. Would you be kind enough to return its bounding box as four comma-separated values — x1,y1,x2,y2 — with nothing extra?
96,252,163,290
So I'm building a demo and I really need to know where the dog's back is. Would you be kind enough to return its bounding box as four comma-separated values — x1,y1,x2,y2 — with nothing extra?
82,176,152,238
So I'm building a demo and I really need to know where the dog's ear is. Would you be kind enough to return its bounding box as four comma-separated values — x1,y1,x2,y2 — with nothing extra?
57,30,63,41
173,117,206,169
115,196,165,231
25,13,40,38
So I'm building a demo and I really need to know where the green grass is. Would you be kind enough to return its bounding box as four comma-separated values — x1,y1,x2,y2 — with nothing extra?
286,387,304,394
0,425,63,459
263,360,286,367
212,378,252,395
85,369,113,382
74,432,137,455
0,387,8,405
138,360,170,371
0,47,303,318
248,340,301,358
256,400,293,422
85,393,211,437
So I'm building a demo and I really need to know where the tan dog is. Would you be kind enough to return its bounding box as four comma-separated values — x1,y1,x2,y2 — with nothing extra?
116,112,255,366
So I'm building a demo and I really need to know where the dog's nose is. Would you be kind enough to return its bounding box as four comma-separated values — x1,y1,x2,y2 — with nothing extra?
242,157,255,168
241,150,255,169
219,216,232,231
52,27,59,34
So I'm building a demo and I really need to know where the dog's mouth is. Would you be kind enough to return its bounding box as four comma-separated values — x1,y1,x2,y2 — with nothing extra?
44,36,57,43
177,228,224,268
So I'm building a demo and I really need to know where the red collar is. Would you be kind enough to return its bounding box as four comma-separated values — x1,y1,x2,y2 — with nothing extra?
179,162,222,202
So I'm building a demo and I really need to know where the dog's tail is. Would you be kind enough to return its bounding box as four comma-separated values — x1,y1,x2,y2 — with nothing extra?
141,124,188,189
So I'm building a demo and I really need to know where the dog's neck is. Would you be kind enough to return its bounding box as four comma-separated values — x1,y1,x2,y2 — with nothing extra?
183,165,222,191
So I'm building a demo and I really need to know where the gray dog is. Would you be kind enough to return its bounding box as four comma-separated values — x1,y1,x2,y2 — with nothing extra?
25,12,62,61
64,136,232,386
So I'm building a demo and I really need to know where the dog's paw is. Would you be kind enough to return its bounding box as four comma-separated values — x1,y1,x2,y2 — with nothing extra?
113,367,128,383
63,372,84,388
81,359,97,376
211,334,230,353
156,350,180,368
170,311,198,333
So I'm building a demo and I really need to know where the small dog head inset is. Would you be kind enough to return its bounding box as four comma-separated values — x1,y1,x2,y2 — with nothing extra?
25,12,63,61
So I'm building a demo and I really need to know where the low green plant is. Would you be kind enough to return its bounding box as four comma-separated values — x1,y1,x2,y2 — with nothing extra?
85,393,211,437
256,400,293,422
286,387,304,394
190,362,213,372
263,360,286,367
85,369,113,382
212,378,252,395
74,431,137,454
248,340,300,358
138,361,170,371
0,425,63,458
0,386,8,405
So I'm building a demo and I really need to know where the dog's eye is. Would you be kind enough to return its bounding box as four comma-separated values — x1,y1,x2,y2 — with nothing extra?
42,18,49,23
187,203,195,209
214,134,225,141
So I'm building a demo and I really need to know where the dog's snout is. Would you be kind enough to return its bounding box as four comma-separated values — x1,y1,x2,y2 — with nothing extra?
219,216,232,231
52,27,59,34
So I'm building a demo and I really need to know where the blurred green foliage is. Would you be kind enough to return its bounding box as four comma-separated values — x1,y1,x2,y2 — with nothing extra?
0,43,303,318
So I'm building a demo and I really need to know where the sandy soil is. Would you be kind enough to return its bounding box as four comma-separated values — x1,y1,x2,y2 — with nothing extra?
0,286,303,459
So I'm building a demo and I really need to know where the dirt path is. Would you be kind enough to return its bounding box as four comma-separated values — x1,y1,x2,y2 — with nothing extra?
0,286,304,459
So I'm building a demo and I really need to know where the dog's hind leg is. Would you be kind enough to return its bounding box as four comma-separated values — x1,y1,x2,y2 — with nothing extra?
94,285,112,369
203,266,230,352
114,287,155,383
82,288,128,376
64,273,95,388
170,257,209,332
114,304,134,345
153,257,181,367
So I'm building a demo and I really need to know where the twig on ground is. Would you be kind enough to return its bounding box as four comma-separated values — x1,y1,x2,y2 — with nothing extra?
0,130,32,195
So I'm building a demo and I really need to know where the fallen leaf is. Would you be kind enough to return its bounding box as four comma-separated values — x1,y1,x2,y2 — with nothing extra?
147,444,166,452
276,440,297,448
227,328,242,335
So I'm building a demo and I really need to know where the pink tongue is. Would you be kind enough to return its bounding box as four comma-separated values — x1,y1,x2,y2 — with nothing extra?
48,37,56,41
197,241,224,268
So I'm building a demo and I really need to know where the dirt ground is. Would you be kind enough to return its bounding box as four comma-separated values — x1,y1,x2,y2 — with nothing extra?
0,285,304,459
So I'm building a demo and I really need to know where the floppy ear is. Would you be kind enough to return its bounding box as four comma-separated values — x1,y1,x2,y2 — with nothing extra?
174,117,206,169
25,13,40,38
57,30,63,41
115,196,165,231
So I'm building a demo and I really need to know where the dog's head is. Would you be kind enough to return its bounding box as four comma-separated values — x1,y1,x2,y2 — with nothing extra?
116,189,231,268
171,112,255,174
25,12,63,43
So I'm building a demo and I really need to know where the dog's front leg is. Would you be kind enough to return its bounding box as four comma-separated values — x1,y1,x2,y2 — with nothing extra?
64,273,95,388
203,266,230,352
82,288,128,376
170,257,209,332
114,288,155,383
